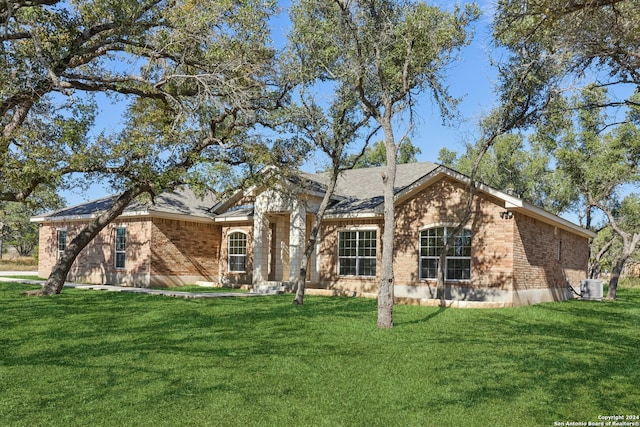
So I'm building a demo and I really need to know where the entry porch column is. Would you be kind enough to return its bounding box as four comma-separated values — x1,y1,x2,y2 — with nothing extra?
252,207,269,286
288,200,306,284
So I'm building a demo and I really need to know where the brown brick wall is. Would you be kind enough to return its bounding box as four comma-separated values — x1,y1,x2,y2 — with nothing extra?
150,218,220,283
513,214,589,291
394,177,515,291
38,218,151,286
317,218,383,293
315,178,520,295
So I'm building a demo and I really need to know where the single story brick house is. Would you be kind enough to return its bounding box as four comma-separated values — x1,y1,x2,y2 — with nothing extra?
33,162,595,307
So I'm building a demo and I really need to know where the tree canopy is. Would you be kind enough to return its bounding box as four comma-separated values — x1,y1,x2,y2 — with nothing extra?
1,0,285,207
5,0,302,295
490,1,640,298
345,138,421,168
290,0,479,327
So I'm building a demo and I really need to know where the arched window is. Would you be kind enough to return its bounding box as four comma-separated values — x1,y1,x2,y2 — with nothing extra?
420,227,471,280
228,231,247,272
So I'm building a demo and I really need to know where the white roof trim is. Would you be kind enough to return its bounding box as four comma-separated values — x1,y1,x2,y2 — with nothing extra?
513,202,596,238
146,209,215,223
31,209,215,224
31,209,151,223
214,215,253,223
322,212,382,220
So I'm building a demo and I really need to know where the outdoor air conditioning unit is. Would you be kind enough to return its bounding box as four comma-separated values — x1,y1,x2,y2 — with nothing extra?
580,279,603,301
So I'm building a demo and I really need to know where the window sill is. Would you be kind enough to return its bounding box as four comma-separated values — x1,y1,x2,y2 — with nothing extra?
419,278,472,283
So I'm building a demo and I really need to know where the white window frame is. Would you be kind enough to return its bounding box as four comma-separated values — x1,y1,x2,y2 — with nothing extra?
337,228,377,277
114,227,126,270
57,229,67,260
228,231,247,273
419,226,472,281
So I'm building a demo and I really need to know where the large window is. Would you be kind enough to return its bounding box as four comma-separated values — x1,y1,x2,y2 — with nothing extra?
115,227,126,269
57,229,66,259
420,227,471,281
228,231,247,272
338,230,377,277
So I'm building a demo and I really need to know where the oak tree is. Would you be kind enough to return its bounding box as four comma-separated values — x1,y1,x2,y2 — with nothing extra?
290,0,479,327
4,0,286,294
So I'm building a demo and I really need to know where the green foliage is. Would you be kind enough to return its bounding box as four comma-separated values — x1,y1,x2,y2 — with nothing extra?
289,0,479,122
0,203,37,257
438,133,575,215
494,0,640,88
346,138,422,168
1,0,283,203
0,197,62,257
553,87,640,224
619,194,640,232
1,284,639,425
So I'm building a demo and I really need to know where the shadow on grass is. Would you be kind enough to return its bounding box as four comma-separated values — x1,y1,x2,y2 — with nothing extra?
446,290,640,422
396,306,448,325
2,282,639,426
0,285,379,367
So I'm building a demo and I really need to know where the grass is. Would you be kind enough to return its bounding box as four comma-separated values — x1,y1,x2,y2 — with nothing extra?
0,275,43,280
151,285,249,293
0,256,37,271
620,277,640,288
1,283,639,427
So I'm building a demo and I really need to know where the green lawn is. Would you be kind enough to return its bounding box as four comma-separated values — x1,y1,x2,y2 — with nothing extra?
1,283,638,427
151,285,250,293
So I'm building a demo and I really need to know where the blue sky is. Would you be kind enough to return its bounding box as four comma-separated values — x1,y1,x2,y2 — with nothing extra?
63,1,499,206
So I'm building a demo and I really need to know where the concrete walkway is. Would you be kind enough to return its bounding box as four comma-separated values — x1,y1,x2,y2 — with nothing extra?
0,271,261,299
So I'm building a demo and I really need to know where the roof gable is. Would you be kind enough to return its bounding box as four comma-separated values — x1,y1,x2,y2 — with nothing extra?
390,165,596,239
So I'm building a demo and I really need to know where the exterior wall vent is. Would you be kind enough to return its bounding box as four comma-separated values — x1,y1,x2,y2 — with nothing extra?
580,279,603,301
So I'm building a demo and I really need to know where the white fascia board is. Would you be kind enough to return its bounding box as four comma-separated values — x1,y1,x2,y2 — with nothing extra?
322,212,382,220
210,189,244,214
31,209,216,225
213,216,252,223
393,170,447,206
30,209,152,223
513,202,596,239
146,210,215,224
395,167,523,209
475,182,523,209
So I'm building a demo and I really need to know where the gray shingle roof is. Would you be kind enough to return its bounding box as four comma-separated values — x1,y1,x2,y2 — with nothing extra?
306,162,439,214
37,187,217,221
36,163,439,221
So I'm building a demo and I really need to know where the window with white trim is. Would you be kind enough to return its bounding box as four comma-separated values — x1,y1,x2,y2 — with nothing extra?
228,231,247,272
115,227,126,269
420,227,471,280
57,229,67,259
338,230,377,277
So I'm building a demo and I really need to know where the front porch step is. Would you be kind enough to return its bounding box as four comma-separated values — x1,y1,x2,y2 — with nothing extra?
250,281,290,295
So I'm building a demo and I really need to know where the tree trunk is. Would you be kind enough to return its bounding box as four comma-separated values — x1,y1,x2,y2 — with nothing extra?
27,186,147,296
0,222,4,260
377,123,397,329
589,237,613,279
437,245,447,302
293,170,339,305
607,257,626,300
